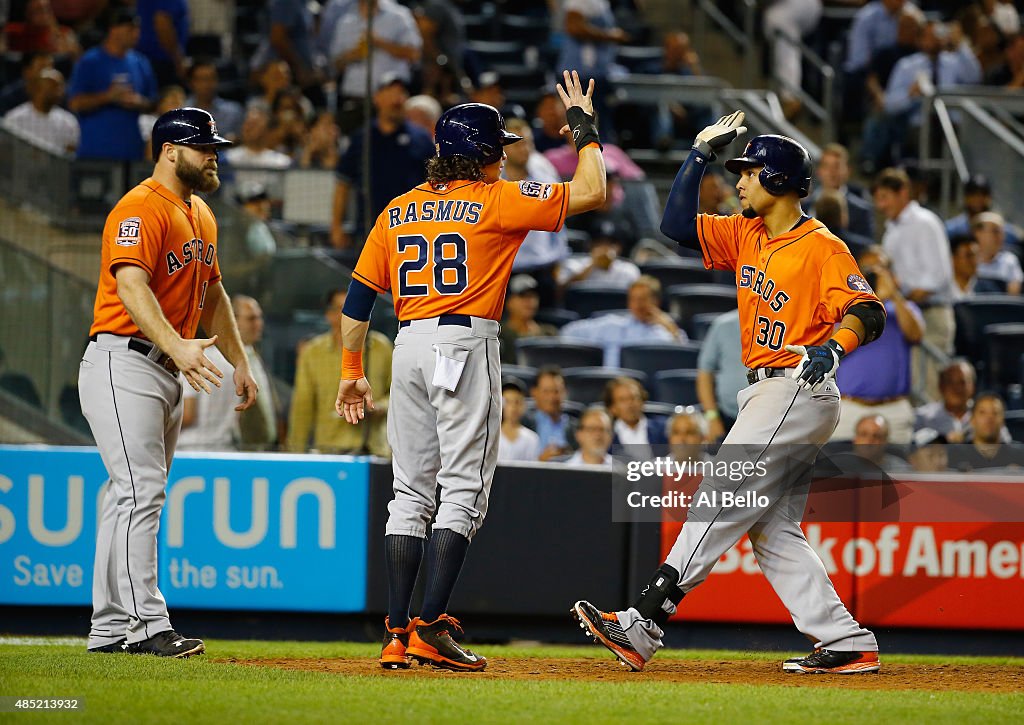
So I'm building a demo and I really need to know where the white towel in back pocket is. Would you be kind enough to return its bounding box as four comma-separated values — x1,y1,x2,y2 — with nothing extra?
432,344,470,392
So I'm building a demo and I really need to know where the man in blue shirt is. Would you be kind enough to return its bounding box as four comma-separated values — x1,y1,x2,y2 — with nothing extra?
695,309,746,440
68,8,157,161
136,0,189,86
330,75,434,248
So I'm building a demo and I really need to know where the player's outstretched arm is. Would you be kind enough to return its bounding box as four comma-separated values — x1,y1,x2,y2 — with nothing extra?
335,279,379,424
556,70,607,217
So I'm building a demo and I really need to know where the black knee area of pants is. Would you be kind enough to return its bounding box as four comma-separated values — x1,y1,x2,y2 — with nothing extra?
632,563,685,627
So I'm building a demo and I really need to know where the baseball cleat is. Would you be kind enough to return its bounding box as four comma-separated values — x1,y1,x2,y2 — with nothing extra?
406,614,487,672
127,630,205,658
571,600,647,672
380,616,416,670
87,639,128,654
783,648,880,674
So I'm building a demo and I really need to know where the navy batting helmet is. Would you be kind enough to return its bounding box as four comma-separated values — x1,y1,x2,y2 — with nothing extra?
151,107,231,159
725,134,812,198
434,103,521,165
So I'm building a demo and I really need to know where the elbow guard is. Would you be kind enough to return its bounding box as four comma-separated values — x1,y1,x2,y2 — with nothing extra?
847,301,886,345
342,278,378,322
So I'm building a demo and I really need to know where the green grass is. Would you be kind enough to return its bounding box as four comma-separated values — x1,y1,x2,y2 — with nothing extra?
1,638,1021,724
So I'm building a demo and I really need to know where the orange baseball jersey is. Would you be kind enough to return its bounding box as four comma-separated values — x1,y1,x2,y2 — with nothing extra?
696,214,882,369
353,178,569,321
90,178,221,340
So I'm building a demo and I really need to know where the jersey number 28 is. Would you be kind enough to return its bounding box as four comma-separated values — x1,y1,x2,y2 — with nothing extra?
397,233,468,297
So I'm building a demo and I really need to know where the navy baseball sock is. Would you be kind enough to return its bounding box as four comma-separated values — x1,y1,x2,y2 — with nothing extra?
385,534,425,630
419,528,470,623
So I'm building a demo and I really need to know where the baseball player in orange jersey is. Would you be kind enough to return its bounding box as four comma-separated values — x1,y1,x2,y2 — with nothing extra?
336,71,607,671
572,112,889,674
80,108,258,657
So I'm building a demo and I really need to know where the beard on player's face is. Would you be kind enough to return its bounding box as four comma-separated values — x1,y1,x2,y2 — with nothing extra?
175,148,220,193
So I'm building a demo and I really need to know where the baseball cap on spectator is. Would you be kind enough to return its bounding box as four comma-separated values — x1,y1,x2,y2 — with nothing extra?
508,274,539,296
501,376,528,395
592,219,629,244
375,72,409,93
964,174,991,195
972,211,1005,229
236,181,269,204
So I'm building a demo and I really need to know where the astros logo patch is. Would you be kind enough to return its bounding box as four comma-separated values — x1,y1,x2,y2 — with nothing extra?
519,181,552,200
115,217,141,246
847,274,872,293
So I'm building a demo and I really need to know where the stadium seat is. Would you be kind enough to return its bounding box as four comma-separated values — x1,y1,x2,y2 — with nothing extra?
501,364,538,388
564,285,628,317
1005,410,1024,443
983,323,1024,390
619,180,665,239
534,308,580,329
640,258,717,287
652,369,701,406
614,45,663,73
666,284,738,337
953,295,1024,360
561,367,648,405
516,338,604,368
619,342,701,379
498,14,552,45
465,40,523,69
691,311,727,341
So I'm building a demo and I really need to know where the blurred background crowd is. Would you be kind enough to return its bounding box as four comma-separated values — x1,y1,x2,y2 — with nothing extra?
0,0,1022,476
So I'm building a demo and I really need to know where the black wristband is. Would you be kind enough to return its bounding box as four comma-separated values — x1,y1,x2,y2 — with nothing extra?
565,106,602,153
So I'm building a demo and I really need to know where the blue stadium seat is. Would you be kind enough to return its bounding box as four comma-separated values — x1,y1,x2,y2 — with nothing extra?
564,285,628,317
666,284,738,337
983,323,1024,391
516,338,604,368
501,364,538,388
1005,410,1024,443
561,367,648,405
953,295,1024,361
652,369,701,406
534,308,580,329
619,342,701,380
691,311,727,341
639,258,716,288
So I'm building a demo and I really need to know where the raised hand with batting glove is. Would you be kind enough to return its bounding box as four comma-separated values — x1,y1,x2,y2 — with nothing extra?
693,110,747,159
785,340,845,392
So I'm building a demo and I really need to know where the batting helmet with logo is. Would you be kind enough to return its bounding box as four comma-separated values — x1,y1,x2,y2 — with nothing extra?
725,134,812,198
150,107,232,159
434,103,521,165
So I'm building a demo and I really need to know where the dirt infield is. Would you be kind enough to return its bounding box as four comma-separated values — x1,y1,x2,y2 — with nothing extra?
229,657,1023,693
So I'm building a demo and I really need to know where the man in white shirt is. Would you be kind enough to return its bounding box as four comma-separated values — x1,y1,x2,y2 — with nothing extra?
177,346,239,451
224,107,291,194
566,407,613,466
604,377,666,458
498,378,541,462
557,222,640,291
972,211,1023,295
3,68,79,154
873,167,954,401
233,295,279,450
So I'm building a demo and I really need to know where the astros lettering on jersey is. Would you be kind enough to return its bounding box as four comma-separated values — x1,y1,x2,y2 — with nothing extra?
696,214,882,368
90,179,221,339
353,178,569,320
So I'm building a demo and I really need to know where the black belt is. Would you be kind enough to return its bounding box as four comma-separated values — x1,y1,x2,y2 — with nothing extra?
399,314,473,329
89,334,179,374
746,367,789,385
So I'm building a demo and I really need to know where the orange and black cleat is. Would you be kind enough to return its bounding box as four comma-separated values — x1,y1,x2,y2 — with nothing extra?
380,617,416,670
783,648,881,674
405,614,487,672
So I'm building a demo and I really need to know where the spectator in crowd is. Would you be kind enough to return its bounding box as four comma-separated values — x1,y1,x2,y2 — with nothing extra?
184,58,244,140
556,224,641,291
139,84,186,160
986,28,1024,86
525,366,576,461
696,309,745,440
632,31,710,149
861,20,982,171
832,246,923,444
414,0,468,105
404,93,442,138
861,7,921,158
907,427,949,472
545,131,645,183
986,0,1021,35
233,295,281,451
503,117,569,306
288,288,392,455
851,414,912,472
566,406,614,466
764,0,823,120
267,87,310,158
698,170,739,216
810,143,874,239
2,67,79,154
949,234,981,300
225,106,292,194
813,190,873,258
498,378,541,462
136,0,189,86
316,0,354,57
68,7,157,161
558,0,629,136
531,90,567,154
945,174,1021,248
973,211,1023,294
247,60,308,117
177,346,239,451
873,167,955,401
299,111,342,169
950,393,1024,470
236,182,277,257
251,0,322,102
330,75,434,249
4,0,80,58
0,51,54,116
605,377,667,453
560,276,683,367
844,0,920,81
331,0,422,133
667,410,706,459
469,72,526,122
915,358,977,442
498,275,557,365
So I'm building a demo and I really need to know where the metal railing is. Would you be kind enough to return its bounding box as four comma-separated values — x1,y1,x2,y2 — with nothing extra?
693,0,757,88
771,29,836,143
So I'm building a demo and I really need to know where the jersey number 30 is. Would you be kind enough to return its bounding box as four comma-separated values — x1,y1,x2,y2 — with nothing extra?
755,316,786,350
397,233,468,297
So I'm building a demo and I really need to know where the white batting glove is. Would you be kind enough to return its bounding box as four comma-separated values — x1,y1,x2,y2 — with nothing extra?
693,110,747,158
785,340,844,393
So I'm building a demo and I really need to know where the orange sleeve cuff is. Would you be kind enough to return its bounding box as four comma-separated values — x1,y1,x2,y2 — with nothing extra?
832,327,861,356
341,348,364,380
